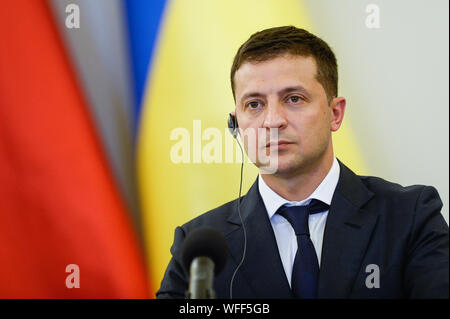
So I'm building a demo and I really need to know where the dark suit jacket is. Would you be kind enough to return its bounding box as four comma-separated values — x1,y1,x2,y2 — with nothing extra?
157,161,449,298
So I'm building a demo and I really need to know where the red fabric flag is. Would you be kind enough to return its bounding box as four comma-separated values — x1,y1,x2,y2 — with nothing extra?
0,1,150,298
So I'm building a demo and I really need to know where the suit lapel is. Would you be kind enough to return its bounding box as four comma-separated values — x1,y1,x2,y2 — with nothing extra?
227,179,293,298
318,161,377,298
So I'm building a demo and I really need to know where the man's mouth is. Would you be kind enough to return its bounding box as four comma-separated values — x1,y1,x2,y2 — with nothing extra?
265,140,294,148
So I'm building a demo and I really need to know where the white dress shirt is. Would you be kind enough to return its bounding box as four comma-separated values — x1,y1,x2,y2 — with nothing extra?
258,157,340,287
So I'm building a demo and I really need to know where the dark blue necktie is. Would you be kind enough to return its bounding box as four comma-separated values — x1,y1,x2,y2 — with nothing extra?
277,199,329,299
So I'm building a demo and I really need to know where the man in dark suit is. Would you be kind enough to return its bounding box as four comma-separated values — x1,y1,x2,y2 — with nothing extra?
157,26,449,299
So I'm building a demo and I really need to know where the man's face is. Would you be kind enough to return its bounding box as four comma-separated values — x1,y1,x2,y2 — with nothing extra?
233,53,341,177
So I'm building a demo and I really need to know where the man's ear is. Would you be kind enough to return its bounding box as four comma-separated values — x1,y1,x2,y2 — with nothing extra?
330,97,346,132
228,110,239,138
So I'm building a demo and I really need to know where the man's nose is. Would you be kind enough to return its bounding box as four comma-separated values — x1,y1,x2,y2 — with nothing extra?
262,101,288,129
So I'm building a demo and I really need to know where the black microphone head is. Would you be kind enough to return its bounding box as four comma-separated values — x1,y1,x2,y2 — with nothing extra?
181,226,228,275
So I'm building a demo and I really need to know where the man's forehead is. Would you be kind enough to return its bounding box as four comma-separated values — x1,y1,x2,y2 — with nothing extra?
234,54,318,96
237,53,316,73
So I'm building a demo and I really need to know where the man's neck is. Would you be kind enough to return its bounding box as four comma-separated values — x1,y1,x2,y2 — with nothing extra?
260,152,335,202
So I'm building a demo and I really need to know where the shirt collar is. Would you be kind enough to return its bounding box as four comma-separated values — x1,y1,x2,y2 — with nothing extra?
258,156,340,219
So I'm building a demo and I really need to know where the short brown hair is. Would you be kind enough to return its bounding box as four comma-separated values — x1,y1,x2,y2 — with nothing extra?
230,26,338,103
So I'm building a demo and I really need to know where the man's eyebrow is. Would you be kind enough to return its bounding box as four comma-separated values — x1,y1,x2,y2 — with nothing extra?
277,86,310,97
239,86,310,104
239,92,265,104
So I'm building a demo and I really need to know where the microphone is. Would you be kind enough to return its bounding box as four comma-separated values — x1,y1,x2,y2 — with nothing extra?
181,226,228,299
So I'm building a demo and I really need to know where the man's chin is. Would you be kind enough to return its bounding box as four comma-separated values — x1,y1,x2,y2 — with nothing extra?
258,159,298,176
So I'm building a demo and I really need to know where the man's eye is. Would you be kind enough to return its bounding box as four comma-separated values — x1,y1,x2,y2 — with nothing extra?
248,101,260,108
288,96,302,103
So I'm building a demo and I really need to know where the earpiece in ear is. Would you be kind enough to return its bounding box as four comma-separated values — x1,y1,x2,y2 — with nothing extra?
227,113,238,138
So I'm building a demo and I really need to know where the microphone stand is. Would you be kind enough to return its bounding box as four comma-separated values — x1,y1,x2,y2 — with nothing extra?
186,256,216,299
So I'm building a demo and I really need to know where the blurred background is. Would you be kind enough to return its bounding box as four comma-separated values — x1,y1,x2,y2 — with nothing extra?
0,0,448,298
